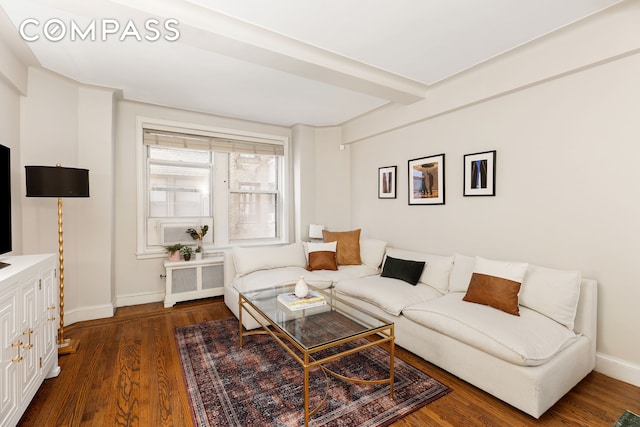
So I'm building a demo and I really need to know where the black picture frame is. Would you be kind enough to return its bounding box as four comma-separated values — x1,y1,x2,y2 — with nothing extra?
463,150,496,196
408,154,445,205
378,166,397,199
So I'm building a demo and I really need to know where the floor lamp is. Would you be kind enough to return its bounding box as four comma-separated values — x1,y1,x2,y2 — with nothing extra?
25,164,90,355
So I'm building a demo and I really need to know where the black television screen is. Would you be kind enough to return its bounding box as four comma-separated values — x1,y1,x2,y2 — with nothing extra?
0,144,11,255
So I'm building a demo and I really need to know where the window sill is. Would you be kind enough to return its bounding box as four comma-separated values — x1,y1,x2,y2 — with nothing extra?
136,239,289,260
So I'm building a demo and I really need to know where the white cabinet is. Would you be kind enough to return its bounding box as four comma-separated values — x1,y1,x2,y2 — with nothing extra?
163,255,224,307
0,254,59,427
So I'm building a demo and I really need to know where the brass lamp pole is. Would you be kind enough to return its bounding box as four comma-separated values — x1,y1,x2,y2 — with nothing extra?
56,194,71,352
26,164,90,355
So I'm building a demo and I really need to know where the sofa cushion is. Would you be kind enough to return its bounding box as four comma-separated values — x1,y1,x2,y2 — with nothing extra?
403,293,580,366
313,264,379,283
463,257,528,316
234,267,333,292
519,265,581,330
335,275,441,316
322,229,361,265
360,239,387,269
381,256,425,285
233,243,307,276
306,241,338,271
449,254,476,292
421,254,455,293
473,256,529,283
384,248,454,292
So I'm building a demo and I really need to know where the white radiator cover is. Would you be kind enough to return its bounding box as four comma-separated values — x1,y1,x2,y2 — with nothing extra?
163,255,224,307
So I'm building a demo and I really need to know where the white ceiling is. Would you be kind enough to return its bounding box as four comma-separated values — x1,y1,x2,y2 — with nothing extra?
0,0,622,127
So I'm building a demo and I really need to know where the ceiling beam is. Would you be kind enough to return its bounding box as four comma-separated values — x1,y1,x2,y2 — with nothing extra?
109,0,428,104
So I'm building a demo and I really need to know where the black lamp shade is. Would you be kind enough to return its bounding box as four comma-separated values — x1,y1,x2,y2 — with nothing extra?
25,166,90,197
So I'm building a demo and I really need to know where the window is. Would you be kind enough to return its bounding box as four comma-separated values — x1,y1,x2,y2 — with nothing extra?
229,153,278,240
138,122,288,256
148,146,211,217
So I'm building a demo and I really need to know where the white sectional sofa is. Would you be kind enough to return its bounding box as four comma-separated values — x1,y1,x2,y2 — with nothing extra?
223,240,597,419
223,240,386,330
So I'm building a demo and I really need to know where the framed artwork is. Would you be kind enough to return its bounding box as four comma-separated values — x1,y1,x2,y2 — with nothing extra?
464,150,496,196
378,166,397,199
408,154,445,205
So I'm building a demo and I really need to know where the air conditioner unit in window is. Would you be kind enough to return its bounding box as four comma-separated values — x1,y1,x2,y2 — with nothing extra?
160,223,196,245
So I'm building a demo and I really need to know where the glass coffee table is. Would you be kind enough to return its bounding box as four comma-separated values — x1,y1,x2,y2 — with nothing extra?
237,283,395,426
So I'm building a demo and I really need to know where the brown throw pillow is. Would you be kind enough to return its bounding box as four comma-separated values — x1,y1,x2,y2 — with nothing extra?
322,229,361,265
307,251,338,271
463,272,521,316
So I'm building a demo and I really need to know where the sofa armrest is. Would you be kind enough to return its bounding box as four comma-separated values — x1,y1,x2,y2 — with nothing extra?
573,278,597,359
224,251,237,289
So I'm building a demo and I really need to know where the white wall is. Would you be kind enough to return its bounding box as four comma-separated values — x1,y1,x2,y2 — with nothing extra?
0,75,22,256
20,68,116,324
77,86,117,314
0,20,29,257
340,2,640,385
114,100,292,306
291,124,316,241
292,125,353,238
314,127,352,233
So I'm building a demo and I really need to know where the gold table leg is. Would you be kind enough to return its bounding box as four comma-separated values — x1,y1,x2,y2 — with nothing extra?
235,291,396,425
304,354,310,427
238,294,243,348
390,324,395,399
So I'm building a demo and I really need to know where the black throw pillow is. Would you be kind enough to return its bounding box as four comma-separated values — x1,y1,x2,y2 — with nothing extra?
380,256,426,286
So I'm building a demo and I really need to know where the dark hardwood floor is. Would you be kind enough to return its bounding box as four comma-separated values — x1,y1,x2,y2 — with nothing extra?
18,297,640,426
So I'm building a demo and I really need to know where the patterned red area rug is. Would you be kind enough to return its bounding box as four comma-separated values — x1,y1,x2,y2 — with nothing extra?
175,318,451,427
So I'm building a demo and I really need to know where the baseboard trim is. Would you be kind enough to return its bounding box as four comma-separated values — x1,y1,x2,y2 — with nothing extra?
116,290,165,307
596,352,640,387
58,292,166,326
64,304,115,326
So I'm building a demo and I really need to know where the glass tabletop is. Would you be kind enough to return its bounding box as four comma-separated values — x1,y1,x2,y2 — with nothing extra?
239,284,393,351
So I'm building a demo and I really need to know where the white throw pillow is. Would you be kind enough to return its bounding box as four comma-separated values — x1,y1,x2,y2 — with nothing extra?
473,256,529,283
307,241,337,253
519,265,581,330
447,254,476,292
360,239,387,269
421,255,455,293
233,242,307,276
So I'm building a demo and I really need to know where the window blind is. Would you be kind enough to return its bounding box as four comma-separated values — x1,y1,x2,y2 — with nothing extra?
143,128,284,156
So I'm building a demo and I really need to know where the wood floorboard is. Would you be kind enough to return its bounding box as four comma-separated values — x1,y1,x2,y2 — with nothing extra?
17,297,640,427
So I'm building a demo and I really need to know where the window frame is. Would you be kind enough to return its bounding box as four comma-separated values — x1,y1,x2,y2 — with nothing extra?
135,117,291,258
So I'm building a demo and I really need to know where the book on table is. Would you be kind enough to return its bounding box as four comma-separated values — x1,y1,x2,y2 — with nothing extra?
277,290,326,311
